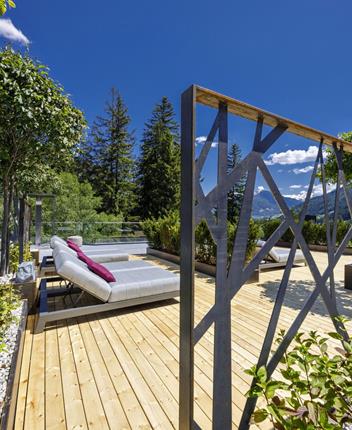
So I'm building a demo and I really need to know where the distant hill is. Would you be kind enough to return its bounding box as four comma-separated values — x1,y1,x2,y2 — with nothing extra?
293,189,351,220
252,190,300,218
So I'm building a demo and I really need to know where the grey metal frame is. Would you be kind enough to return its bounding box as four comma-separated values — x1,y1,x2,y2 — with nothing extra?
35,276,179,334
179,85,352,429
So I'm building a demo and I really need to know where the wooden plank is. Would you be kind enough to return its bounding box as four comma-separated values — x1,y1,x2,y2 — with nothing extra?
76,317,130,430
67,321,110,430
87,316,152,430
14,315,35,430
126,312,212,428
45,324,66,429
57,323,88,430
98,315,174,430
195,86,352,152
23,319,45,429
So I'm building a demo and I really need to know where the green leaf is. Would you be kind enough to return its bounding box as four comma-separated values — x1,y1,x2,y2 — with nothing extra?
251,409,268,424
256,366,267,383
328,332,343,340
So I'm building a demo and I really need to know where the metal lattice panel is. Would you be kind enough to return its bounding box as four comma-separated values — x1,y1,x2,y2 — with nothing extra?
179,85,352,429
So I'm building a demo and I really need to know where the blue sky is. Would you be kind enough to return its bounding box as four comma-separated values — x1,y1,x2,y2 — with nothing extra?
1,0,352,200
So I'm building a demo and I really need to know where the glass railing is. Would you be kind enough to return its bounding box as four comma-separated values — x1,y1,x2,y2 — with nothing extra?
31,221,146,245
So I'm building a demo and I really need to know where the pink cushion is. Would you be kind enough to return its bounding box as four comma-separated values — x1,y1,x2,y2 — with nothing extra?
77,251,93,265
86,259,116,283
67,240,81,252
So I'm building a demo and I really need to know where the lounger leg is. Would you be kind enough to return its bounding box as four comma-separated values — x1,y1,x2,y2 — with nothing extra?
35,315,46,334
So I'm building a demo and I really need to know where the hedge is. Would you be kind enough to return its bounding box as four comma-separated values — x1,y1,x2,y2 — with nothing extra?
142,211,262,265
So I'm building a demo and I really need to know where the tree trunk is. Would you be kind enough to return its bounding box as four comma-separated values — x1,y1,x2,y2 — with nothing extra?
0,178,10,276
5,182,14,274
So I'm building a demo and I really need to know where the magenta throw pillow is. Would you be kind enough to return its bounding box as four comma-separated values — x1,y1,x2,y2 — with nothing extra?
86,260,116,283
67,240,81,252
77,251,93,265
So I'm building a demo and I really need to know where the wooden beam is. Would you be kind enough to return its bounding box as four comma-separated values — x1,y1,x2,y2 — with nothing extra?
195,86,352,153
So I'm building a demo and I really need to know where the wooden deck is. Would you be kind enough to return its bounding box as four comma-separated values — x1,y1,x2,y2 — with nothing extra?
13,252,352,429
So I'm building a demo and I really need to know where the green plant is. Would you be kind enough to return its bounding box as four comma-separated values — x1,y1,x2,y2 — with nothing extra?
246,325,352,429
9,243,19,274
0,283,19,352
9,242,32,274
143,212,262,264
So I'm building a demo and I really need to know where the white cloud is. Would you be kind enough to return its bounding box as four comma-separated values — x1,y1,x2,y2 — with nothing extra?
255,185,265,195
284,192,307,201
195,136,217,148
266,146,325,166
289,185,302,189
293,165,314,174
0,19,29,45
284,183,336,201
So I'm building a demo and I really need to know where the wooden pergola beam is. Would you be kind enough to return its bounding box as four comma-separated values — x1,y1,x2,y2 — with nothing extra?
195,85,352,153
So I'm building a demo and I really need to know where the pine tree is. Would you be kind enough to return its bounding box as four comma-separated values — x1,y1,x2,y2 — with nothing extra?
77,88,135,217
227,143,246,222
137,97,180,219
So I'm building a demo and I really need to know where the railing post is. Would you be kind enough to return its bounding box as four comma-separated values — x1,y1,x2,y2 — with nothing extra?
179,85,196,430
35,197,42,247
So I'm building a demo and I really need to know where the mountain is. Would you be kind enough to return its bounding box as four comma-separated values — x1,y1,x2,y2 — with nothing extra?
252,190,300,218
293,189,351,220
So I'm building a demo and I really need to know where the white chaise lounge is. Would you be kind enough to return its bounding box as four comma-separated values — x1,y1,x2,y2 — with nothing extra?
257,239,306,269
36,249,179,333
50,235,129,263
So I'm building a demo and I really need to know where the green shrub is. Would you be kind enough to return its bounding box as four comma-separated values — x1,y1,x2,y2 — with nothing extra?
302,221,321,245
246,324,352,429
143,212,262,264
9,242,32,274
261,218,352,248
0,283,20,352
261,218,281,240
336,221,350,245
195,220,216,264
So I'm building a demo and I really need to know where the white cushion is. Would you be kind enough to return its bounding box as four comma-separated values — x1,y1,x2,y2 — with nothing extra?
67,235,83,246
104,260,154,272
87,253,129,263
56,252,111,302
109,268,179,303
50,235,67,249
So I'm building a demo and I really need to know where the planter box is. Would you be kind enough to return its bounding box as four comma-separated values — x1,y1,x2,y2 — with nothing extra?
147,248,259,283
15,280,38,314
277,241,352,255
0,300,28,430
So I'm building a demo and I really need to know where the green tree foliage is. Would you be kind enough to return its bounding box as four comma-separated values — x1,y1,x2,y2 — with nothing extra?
77,88,135,218
247,325,352,429
0,0,15,15
44,172,102,224
0,48,86,274
227,142,246,222
324,131,352,183
39,172,123,243
137,97,180,219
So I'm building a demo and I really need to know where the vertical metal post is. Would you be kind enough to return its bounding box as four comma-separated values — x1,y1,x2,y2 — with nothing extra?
179,85,196,430
35,197,42,247
213,102,232,428
52,197,56,236
18,197,25,263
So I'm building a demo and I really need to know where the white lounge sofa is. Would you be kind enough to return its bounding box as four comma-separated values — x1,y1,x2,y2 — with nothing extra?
35,248,179,333
257,239,306,269
50,235,129,263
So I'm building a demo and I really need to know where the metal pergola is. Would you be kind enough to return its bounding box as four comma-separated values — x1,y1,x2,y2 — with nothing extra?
179,85,352,429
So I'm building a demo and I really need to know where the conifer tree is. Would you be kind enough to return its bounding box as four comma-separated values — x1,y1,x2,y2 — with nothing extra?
137,97,180,219
227,143,246,222
78,88,135,217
